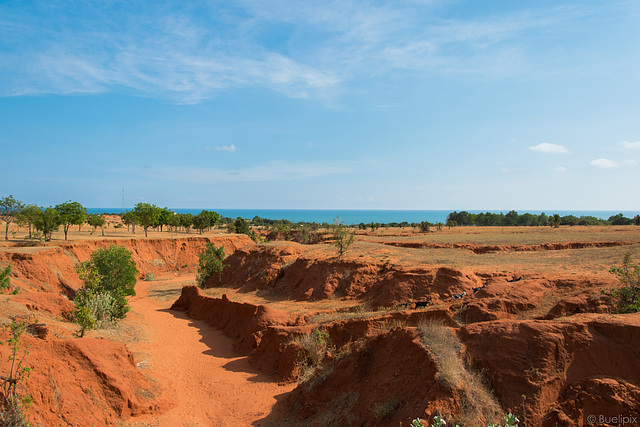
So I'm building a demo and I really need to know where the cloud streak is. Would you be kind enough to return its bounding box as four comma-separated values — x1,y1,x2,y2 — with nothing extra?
0,0,603,102
528,142,569,154
140,159,363,183
215,144,236,152
590,158,636,169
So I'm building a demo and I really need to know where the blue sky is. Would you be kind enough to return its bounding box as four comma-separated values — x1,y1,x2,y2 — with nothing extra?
1,0,639,210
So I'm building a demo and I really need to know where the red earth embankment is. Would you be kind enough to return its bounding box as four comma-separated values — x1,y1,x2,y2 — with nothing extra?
0,235,253,427
205,242,616,321
371,240,636,254
1,235,253,295
460,313,640,426
0,332,171,427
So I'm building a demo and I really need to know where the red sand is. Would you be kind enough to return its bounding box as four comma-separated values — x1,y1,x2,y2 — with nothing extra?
125,277,295,426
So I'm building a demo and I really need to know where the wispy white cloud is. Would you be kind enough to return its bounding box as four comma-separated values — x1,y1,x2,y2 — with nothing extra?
590,158,636,169
0,0,604,102
553,166,567,172
528,142,569,154
621,141,640,150
140,159,360,183
215,144,236,152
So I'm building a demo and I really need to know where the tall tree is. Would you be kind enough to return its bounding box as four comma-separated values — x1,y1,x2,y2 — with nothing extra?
17,203,41,239
0,195,24,240
87,213,107,236
55,201,87,240
133,203,161,237
193,210,211,235
158,207,173,232
34,207,62,241
121,211,137,233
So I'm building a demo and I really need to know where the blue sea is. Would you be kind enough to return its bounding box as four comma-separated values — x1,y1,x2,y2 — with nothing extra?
86,208,638,225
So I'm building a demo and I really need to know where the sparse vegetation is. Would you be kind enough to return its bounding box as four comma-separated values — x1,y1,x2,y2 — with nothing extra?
1,318,35,427
418,320,502,426
603,252,640,313
1,264,12,292
196,243,226,287
330,218,355,256
372,398,399,420
291,328,331,382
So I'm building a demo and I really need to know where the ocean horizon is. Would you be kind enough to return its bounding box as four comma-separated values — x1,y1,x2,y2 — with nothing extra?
86,208,639,225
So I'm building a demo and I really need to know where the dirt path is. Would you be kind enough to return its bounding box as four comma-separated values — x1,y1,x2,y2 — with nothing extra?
124,276,295,426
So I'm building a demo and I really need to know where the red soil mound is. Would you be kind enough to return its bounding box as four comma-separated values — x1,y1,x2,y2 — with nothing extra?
171,285,295,355
460,313,640,426
276,328,466,426
208,243,485,307
0,332,171,427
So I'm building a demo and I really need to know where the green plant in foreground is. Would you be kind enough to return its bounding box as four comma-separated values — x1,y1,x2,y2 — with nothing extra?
1,318,35,427
603,252,640,313
73,263,118,337
1,263,12,291
418,412,519,427
331,218,355,256
196,243,226,287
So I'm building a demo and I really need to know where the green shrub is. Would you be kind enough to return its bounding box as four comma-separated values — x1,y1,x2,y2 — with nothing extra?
0,264,11,291
603,252,640,313
73,263,120,337
144,273,155,281
74,245,138,331
196,243,226,288
330,219,355,256
1,318,34,427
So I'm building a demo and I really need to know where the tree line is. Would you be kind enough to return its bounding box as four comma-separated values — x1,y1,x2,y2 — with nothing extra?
446,210,640,227
0,195,224,241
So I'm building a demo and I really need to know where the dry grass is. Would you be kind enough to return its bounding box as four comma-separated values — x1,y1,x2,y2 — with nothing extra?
418,319,502,425
290,329,332,383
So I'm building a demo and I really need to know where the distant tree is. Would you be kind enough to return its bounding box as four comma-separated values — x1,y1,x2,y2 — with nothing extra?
121,211,137,233
87,214,106,236
157,207,173,232
233,217,251,235
538,212,549,227
193,210,211,235
435,222,444,231
550,214,561,228
207,211,220,230
133,203,161,237
504,210,519,226
609,213,633,226
0,195,24,240
34,207,62,241
331,218,355,256
634,215,640,226
55,201,87,240
169,212,182,232
17,203,41,239
180,213,194,233
418,221,431,233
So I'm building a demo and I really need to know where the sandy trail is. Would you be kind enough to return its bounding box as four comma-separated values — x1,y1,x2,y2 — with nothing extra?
124,276,294,426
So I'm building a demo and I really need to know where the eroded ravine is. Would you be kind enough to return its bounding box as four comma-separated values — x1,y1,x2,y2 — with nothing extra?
123,276,295,426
